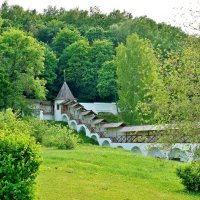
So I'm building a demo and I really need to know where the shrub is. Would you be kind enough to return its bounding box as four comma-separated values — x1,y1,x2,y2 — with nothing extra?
176,161,200,192
0,109,80,150
24,117,49,143
42,124,80,150
0,131,41,200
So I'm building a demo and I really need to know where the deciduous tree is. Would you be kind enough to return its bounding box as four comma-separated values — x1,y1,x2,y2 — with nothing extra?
116,34,160,124
0,29,46,111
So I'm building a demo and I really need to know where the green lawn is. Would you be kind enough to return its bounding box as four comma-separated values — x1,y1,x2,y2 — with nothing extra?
36,145,200,200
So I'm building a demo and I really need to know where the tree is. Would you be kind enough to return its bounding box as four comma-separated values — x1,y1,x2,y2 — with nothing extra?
90,39,114,69
0,29,46,111
59,39,95,101
40,46,58,100
97,60,117,101
0,2,39,33
152,37,200,142
109,17,185,57
51,27,83,56
116,34,160,125
36,20,65,44
85,26,106,44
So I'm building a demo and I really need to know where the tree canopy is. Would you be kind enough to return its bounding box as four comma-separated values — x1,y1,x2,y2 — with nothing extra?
0,1,198,132
116,34,160,125
0,29,46,111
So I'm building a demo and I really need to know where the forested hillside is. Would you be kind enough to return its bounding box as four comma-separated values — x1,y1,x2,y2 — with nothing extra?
1,1,200,131
0,2,186,103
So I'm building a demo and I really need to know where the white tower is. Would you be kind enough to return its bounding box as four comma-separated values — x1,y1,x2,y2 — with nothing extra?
54,82,75,121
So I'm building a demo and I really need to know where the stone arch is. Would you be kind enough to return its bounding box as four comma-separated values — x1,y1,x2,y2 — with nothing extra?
147,147,162,158
62,114,69,123
102,140,110,147
117,146,123,149
131,146,142,154
169,148,187,161
91,135,98,142
70,121,77,131
78,126,87,135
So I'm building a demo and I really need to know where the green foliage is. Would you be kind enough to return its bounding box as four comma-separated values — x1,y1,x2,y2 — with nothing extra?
36,20,65,43
0,109,79,150
24,117,79,150
0,2,188,104
97,112,121,123
51,27,83,55
42,124,79,150
90,39,114,69
97,60,117,100
85,26,106,44
41,46,58,99
0,29,46,111
151,37,200,140
0,109,41,200
0,109,30,135
78,130,98,145
110,17,185,56
0,2,39,33
0,131,41,200
116,33,160,124
59,39,94,101
177,161,200,192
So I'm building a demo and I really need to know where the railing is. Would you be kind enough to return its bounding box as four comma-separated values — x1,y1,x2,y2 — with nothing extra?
97,132,106,138
109,134,191,143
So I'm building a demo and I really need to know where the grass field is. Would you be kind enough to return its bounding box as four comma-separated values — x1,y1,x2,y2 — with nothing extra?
36,145,200,200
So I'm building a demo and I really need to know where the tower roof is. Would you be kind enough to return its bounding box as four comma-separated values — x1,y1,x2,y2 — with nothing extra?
55,82,75,100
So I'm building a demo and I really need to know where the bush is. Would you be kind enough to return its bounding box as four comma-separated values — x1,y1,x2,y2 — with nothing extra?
42,124,80,150
24,117,49,143
23,117,80,150
0,109,79,150
176,161,200,192
0,131,41,200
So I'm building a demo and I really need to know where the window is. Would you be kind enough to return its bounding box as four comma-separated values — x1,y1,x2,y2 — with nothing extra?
57,104,59,110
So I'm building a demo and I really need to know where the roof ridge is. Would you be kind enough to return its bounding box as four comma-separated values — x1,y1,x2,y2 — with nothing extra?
55,82,75,100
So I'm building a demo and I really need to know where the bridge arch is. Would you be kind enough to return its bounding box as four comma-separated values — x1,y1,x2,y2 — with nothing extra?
61,114,69,123
78,125,87,135
147,147,163,158
91,134,99,142
70,121,77,131
169,148,187,161
131,146,142,154
102,140,111,147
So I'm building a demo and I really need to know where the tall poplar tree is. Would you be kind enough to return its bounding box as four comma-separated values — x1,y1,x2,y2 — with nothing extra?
116,33,160,125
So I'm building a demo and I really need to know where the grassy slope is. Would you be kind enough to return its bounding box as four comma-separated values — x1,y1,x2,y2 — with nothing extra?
36,145,200,200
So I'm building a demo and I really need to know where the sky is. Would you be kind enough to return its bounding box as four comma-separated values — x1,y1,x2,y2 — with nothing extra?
2,0,200,34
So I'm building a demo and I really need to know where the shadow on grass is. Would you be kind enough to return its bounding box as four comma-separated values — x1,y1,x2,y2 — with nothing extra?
176,189,200,197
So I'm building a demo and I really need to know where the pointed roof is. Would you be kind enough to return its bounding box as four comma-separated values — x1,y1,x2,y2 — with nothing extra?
55,82,75,100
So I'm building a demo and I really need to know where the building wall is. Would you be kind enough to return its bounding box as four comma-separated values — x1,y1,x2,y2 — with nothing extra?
60,113,199,162
80,103,118,115
54,100,64,121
